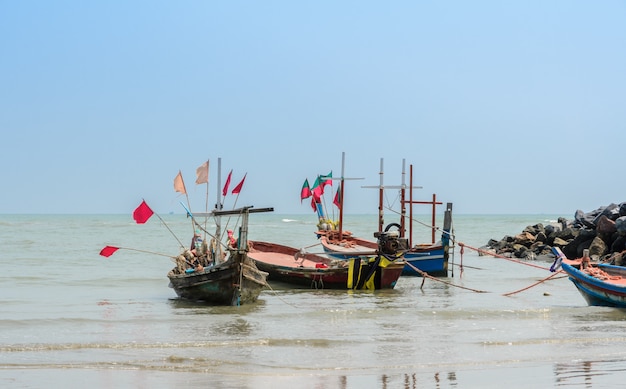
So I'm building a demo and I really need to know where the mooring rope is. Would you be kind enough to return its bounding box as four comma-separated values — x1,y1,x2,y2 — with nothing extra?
402,260,489,293
458,242,552,271
502,271,568,296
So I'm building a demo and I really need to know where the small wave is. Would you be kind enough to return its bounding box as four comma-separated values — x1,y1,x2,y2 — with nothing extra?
281,219,298,223
0,339,271,353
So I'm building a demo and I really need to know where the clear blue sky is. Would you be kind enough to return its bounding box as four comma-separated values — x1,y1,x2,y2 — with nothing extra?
1,1,624,216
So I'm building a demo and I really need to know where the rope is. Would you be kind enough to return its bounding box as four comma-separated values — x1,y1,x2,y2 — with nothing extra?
402,260,489,293
502,271,568,296
458,242,552,271
261,280,301,308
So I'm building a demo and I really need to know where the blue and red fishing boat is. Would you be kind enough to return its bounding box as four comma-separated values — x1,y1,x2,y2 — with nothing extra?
304,154,453,277
552,247,626,308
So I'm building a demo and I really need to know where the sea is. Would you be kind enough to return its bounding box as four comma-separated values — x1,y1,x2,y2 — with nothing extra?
2,213,626,389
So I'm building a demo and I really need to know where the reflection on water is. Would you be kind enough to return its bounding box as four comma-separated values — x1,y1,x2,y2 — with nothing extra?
554,360,626,387
167,297,266,315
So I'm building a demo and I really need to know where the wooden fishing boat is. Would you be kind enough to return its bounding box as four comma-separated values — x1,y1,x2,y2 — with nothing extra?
311,156,453,277
552,247,626,308
248,235,405,290
168,206,272,305
101,159,271,306
317,222,450,277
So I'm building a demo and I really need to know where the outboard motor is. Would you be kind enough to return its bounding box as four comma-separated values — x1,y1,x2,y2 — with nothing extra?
374,229,409,255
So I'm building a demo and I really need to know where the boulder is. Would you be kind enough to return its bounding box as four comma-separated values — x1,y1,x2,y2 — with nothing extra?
485,202,626,264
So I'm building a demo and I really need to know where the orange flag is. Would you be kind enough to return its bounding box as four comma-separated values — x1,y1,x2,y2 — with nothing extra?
174,171,186,194
195,161,209,184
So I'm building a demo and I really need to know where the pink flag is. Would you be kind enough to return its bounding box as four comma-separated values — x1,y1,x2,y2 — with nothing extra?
195,161,209,184
99,246,120,257
231,174,247,194
174,171,186,194
222,170,233,196
133,200,154,224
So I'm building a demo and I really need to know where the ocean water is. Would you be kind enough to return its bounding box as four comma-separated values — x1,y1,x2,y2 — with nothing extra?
2,213,626,388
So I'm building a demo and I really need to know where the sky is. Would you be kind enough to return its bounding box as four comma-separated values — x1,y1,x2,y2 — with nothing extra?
1,1,625,216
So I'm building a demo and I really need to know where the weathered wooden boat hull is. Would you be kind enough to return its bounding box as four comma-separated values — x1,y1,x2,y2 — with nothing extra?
168,255,267,305
319,235,448,277
248,240,404,290
561,262,626,308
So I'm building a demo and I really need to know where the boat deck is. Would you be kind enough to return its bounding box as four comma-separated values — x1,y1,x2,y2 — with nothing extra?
248,251,327,269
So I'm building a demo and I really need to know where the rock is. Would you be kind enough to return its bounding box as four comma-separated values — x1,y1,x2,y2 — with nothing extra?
588,236,608,259
514,231,536,245
485,202,626,263
616,216,626,235
596,215,617,235
575,209,597,229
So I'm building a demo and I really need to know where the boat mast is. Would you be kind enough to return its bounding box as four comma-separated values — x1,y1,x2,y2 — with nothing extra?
215,157,223,262
338,152,345,238
408,163,413,247
401,159,407,239
378,158,384,233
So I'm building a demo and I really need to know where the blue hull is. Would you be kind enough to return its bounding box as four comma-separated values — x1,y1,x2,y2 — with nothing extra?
402,248,447,276
561,262,626,308
324,244,448,277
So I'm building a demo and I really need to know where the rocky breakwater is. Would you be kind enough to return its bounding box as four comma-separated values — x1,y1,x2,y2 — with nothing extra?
485,203,626,264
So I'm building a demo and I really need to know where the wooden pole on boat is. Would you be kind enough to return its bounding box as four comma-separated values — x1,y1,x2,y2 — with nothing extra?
201,159,210,237
443,202,453,276
153,211,186,249
431,194,437,243
400,159,406,238
338,152,345,239
407,193,442,244
378,158,384,233
364,158,420,236
179,172,197,238
215,158,223,263
409,163,413,247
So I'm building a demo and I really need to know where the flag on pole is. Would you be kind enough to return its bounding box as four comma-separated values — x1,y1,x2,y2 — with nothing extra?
174,171,186,194
321,171,333,188
99,246,120,257
195,160,209,184
222,170,233,196
232,173,247,194
333,184,341,208
300,179,312,202
310,196,318,212
133,200,154,224
312,176,323,200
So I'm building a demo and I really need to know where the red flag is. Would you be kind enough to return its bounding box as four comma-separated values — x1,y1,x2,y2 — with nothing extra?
333,184,341,208
174,171,186,194
133,200,154,224
310,196,317,212
300,179,312,202
312,176,324,199
321,171,333,188
99,246,120,257
232,173,246,194
222,170,232,196
195,161,209,184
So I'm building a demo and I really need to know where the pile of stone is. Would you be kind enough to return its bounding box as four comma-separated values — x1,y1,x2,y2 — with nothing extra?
485,202,626,264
